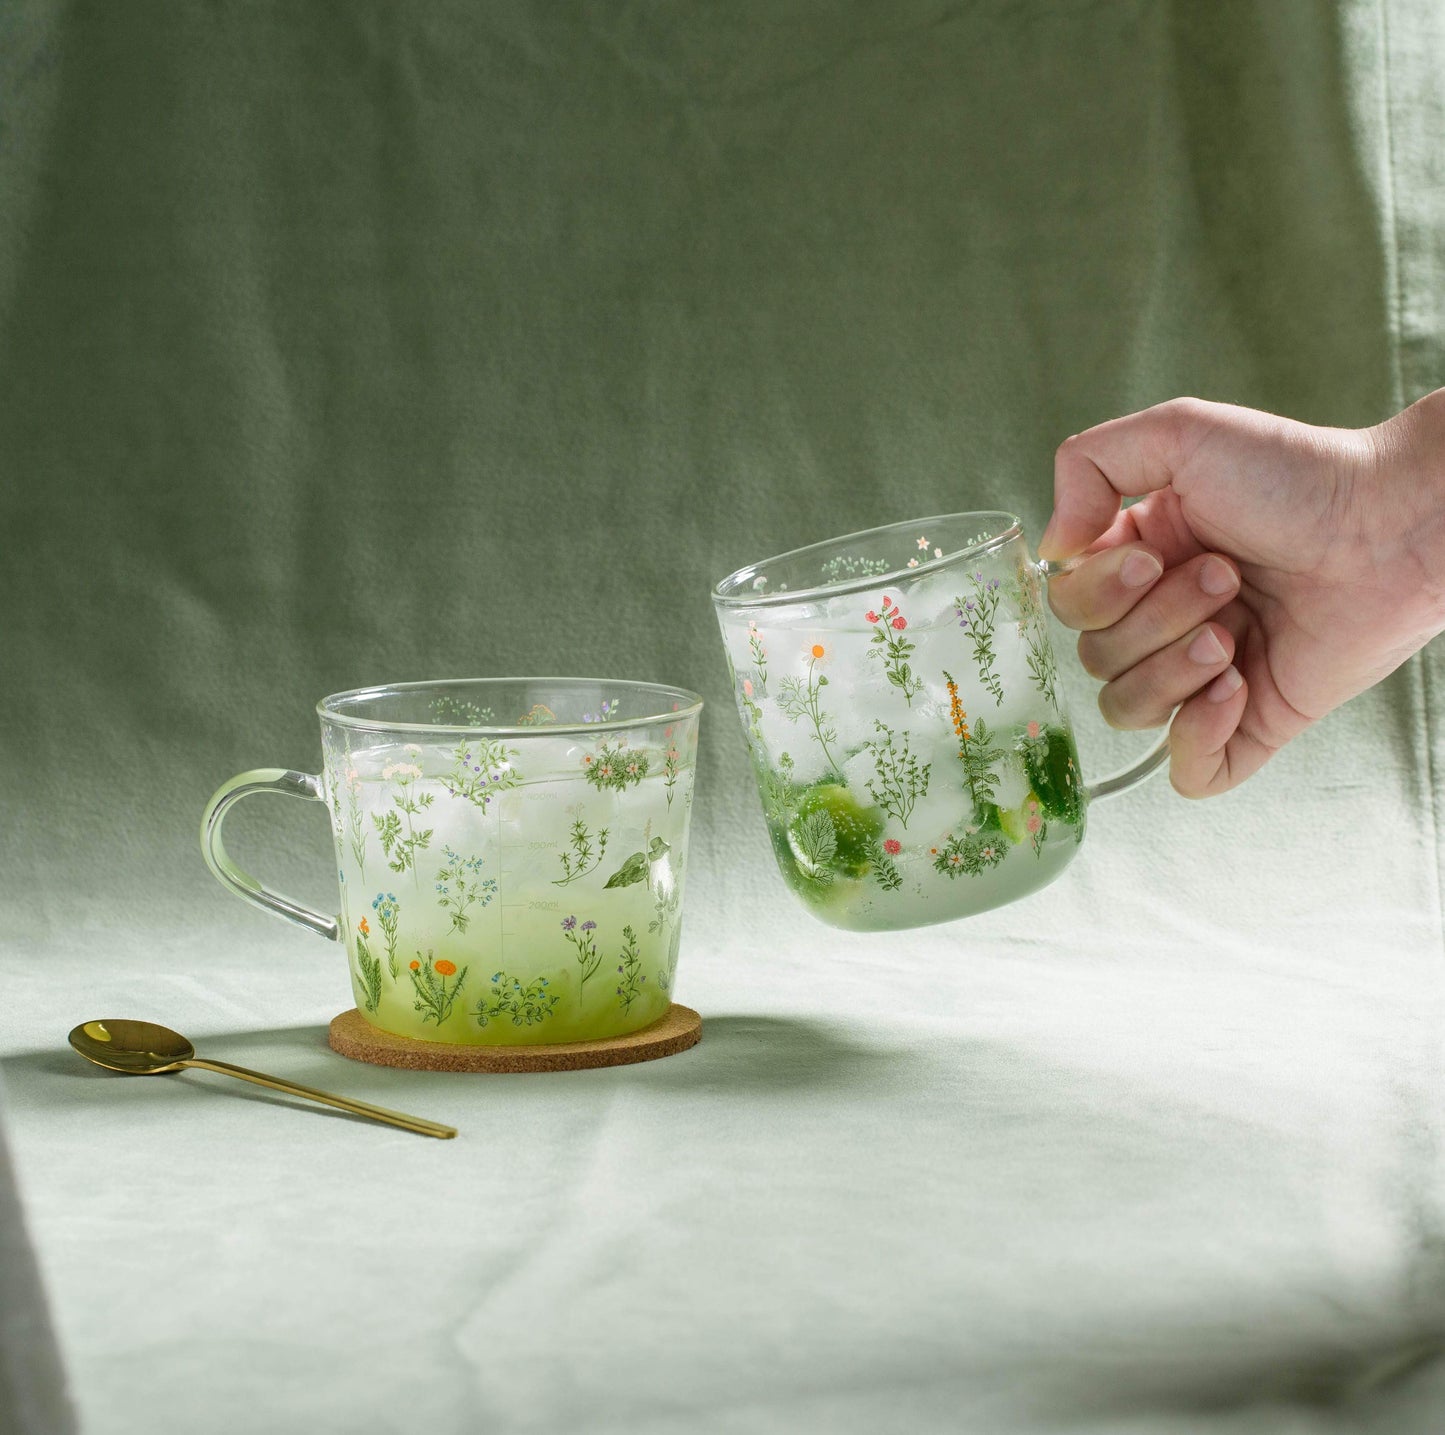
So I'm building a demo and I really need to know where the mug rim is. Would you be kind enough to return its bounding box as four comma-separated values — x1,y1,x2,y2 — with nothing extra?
711,510,1025,610
317,676,704,737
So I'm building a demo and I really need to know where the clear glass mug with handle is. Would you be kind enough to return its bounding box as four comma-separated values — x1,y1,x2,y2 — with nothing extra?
200,678,702,1044
712,513,1167,931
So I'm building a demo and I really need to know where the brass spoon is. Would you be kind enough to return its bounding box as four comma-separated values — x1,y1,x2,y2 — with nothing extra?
68,1019,456,1140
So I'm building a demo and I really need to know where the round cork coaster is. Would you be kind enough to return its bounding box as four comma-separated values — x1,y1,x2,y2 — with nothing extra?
327,1004,702,1073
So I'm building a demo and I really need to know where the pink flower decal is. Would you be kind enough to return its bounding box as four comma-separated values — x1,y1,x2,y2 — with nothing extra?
883,838,902,855
1027,721,1040,739
743,679,754,698
891,616,907,631
865,610,879,624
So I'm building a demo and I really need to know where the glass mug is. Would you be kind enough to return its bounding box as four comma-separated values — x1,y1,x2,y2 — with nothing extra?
201,678,702,1044
712,513,1167,931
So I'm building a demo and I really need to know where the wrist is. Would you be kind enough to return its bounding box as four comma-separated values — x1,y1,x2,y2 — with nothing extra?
1364,388,1445,635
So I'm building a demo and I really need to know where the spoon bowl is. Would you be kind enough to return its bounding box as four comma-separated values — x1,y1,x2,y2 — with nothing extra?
69,1019,195,1073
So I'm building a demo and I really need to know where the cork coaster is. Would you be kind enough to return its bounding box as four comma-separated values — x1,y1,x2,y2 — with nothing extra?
327,1004,702,1073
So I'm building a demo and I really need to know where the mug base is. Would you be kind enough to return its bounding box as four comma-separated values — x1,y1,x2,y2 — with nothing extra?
327,1003,701,1073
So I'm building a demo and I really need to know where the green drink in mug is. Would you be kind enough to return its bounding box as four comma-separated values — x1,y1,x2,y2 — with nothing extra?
712,513,1167,931
201,679,701,1045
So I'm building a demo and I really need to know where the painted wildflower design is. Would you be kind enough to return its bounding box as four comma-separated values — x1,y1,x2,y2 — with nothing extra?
865,595,923,704
408,952,468,1026
475,972,559,1029
762,751,797,828
553,811,609,886
583,741,648,791
517,703,557,726
905,536,945,569
582,698,622,724
733,653,765,749
1024,796,1046,857
957,571,1005,706
435,846,496,934
931,830,1008,878
1012,560,1060,710
371,892,401,978
615,925,646,1012
441,738,520,810
603,836,670,891
864,835,904,892
562,915,602,996
944,671,1005,811
657,924,683,993
864,720,929,827
374,747,433,879
663,738,681,807
819,553,891,584
353,919,383,1014
648,875,681,936
790,809,838,887
777,644,841,774
343,757,367,874
429,696,495,726
747,620,769,694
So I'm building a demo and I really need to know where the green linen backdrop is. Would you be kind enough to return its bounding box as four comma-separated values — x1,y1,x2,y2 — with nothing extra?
3,3,1445,1433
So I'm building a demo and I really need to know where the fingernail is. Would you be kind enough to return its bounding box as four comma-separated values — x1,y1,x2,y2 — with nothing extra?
1188,627,1227,665
1199,558,1238,596
1119,550,1163,588
1207,665,1243,702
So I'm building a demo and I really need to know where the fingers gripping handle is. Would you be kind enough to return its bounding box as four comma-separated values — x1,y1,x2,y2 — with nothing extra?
200,769,341,941
1036,559,1170,803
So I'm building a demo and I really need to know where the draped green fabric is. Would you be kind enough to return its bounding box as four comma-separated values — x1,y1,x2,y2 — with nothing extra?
3,3,1443,1431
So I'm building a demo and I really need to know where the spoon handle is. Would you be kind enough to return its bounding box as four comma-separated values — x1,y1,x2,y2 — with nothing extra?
180,1058,457,1139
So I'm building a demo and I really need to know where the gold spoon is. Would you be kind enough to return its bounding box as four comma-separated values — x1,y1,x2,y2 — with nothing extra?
68,1019,456,1140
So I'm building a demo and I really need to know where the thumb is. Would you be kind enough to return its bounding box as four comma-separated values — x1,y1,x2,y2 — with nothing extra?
1039,398,1211,560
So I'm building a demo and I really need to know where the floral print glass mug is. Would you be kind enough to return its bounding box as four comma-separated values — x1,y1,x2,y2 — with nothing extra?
201,678,702,1044
712,513,1168,931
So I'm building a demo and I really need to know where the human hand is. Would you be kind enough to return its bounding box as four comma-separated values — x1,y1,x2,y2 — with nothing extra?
1039,392,1445,796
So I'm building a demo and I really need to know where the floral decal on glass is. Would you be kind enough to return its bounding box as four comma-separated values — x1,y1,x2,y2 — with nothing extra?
475,973,559,1029
864,720,929,827
441,738,520,810
1013,559,1060,710
956,572,1005,706
747,620,769,694
615,926,645,1012
944,673,1004,813
435,847,496,934
553,812,609,886
865,595,922,704
353,919,383,1013
603,837,669,890
864,835,903,891
582,698,622,723
583,742,648,791
408,952,468,1025
562,916,601,995
374,747,434,879
371,892,401,979
931,830,1008,878
777,644,841,775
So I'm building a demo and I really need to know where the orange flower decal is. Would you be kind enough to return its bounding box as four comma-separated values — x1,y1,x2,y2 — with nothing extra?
435,959,457,977
811,643,825,660
409,959,420,971
358,917,370,936
943,671,970,750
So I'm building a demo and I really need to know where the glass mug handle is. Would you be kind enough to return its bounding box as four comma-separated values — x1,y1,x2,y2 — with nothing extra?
1037,557,1171,802
200,769,341,941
